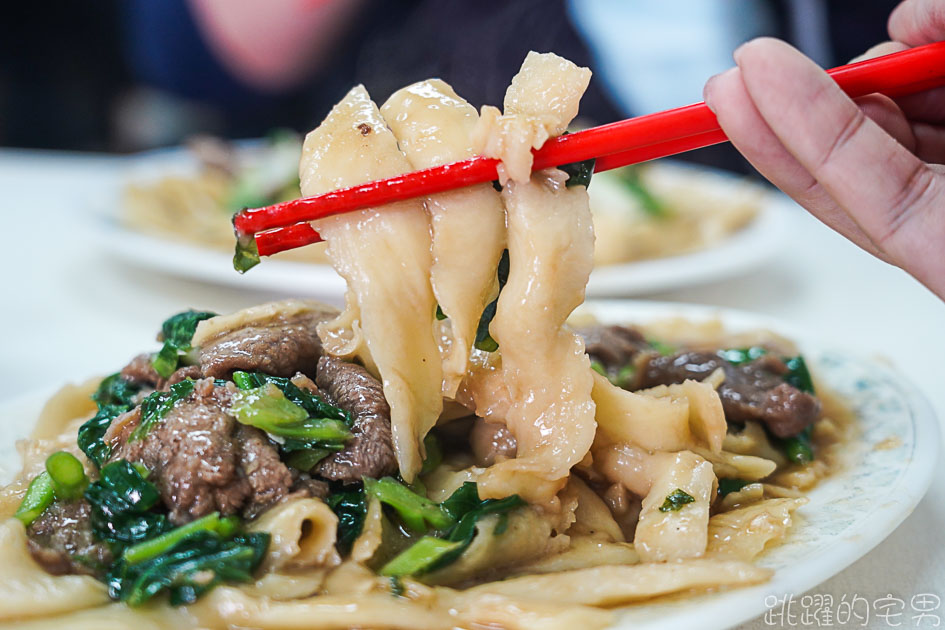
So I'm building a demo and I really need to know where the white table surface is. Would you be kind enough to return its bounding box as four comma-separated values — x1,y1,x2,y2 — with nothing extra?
1,148,942,628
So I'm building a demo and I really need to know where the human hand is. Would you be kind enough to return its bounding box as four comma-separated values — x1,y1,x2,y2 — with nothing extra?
702,0,945,300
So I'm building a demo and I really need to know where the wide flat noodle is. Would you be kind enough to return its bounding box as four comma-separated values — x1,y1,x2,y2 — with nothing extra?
461,559,771,607
299,86,442,480
0,520,109,621
475,51,591,183
381,80,506,398
475,53,597,504
478,172,596,504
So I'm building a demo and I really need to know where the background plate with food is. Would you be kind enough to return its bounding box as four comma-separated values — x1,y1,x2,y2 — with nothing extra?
101,138,793,298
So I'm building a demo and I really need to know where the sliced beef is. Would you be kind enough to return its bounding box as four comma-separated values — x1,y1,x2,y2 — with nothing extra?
110,378,293,524
577,325,651,370
236,424,295,519
469,417,517,467
637,351,821,438
288,477,330,502
27,501,112,576
314,356,396,482
120,353,162,388
199,310,332,379
166,365,203,387
119,354,203,391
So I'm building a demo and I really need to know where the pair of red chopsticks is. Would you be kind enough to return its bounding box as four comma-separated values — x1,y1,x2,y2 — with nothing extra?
233,41,945,264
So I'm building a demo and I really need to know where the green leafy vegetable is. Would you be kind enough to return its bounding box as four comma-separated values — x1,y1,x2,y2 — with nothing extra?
14,472,55,527
659,488,695,512
648,339,676,357
438,481,481,521
780,426,814,465
327,489,368,555
379,482,524,576
231,371,351,425
379,537,464,577
106,530,269,606
474,249,510,352
717,348,817,462
229,384,352,448
717,478,749,498
79,373,143,468
616,167,668,218
783,356,815,394
233,226,261,274
122,512,240,565
84,460,169,547
86,461,268,606
45,451,88,501
559,157,596,188
717,347,815,394
613,364,636,388
435,304,447,321
717,346,768,365
363,477,453,533
285,448,333,472
419,434,442,477
589,361,635,389
151,310,217,378
129,380,196,442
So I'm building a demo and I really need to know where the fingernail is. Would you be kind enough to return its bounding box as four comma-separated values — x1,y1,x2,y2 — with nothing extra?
703,67,735,113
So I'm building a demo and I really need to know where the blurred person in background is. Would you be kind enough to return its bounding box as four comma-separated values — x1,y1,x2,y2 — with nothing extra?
0,0,897,176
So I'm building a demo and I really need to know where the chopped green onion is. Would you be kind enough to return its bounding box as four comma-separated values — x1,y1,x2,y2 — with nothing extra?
122,512,240,565
659,488,695,512
14,472,55,527
45,451,88,501
379,536,464,577
363,477,453,533
590,360,607,377
435,305,447,321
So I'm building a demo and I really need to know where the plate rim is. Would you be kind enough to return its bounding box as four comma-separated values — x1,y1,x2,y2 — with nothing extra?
580,299,940,629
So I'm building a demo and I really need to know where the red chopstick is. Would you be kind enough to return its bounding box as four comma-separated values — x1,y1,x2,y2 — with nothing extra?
237,41,945,258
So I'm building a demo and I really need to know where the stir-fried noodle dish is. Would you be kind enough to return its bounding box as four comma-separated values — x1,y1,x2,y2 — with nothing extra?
2,53,852,629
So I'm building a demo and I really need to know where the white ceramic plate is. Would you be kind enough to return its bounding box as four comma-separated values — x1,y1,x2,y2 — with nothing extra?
0,301,935,630
97,148,794,298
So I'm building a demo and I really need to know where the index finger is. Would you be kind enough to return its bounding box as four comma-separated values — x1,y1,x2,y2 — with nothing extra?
889,0,945,46
733,38,939,259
